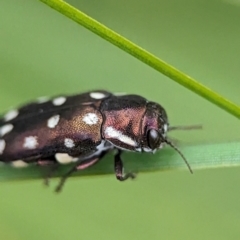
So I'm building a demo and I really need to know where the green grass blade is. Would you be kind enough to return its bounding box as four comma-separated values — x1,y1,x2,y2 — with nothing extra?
39,0,240,119
1,141,239,182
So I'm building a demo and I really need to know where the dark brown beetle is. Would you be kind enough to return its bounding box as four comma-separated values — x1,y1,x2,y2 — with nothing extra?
0,90,194,192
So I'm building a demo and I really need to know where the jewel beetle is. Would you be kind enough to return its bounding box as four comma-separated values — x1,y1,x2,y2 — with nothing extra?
0,90,193,192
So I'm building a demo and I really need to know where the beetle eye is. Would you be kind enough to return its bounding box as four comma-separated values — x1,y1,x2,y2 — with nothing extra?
147,129,161,150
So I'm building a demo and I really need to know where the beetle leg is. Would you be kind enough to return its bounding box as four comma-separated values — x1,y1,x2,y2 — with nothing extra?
114,150,136,181
55,151,108,193
45,163,59,186
37,159,59,186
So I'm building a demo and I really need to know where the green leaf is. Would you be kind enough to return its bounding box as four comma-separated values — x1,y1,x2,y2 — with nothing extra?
1,141,239,182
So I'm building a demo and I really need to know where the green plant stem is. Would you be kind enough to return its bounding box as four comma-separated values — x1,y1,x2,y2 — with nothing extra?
39,0,240,119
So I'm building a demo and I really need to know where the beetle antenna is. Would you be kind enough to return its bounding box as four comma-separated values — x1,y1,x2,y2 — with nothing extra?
164,139,193,174
168,124,202,131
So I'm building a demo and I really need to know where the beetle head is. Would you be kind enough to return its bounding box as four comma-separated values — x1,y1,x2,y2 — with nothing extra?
141,102,193,173
141,102,168,153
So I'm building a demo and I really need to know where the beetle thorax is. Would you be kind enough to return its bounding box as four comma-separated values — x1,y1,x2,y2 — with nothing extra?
100,96,169,153
102,107,146,151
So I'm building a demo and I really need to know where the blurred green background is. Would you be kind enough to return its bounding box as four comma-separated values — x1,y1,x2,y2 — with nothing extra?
0,0,240,239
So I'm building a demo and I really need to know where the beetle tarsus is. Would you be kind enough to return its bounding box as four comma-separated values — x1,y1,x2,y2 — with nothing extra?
117,172,136,181
114,150,136,181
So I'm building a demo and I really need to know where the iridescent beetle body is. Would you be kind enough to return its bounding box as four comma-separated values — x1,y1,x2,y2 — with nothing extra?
0,90,192,192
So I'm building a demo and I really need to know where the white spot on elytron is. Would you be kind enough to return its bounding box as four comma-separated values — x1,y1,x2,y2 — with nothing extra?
37,96,49,103
23,136,38,149
11,160,28,168
64,138,75,148
55,153,78,164
90,92,106,99
52,96,66,106
0,140,6,154
0,124,13,137
82,113,98,125
47,115,60,128
104,126,137,147
4,109,19,122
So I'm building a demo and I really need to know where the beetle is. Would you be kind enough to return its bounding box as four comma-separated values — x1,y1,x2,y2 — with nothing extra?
0,90,193,192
